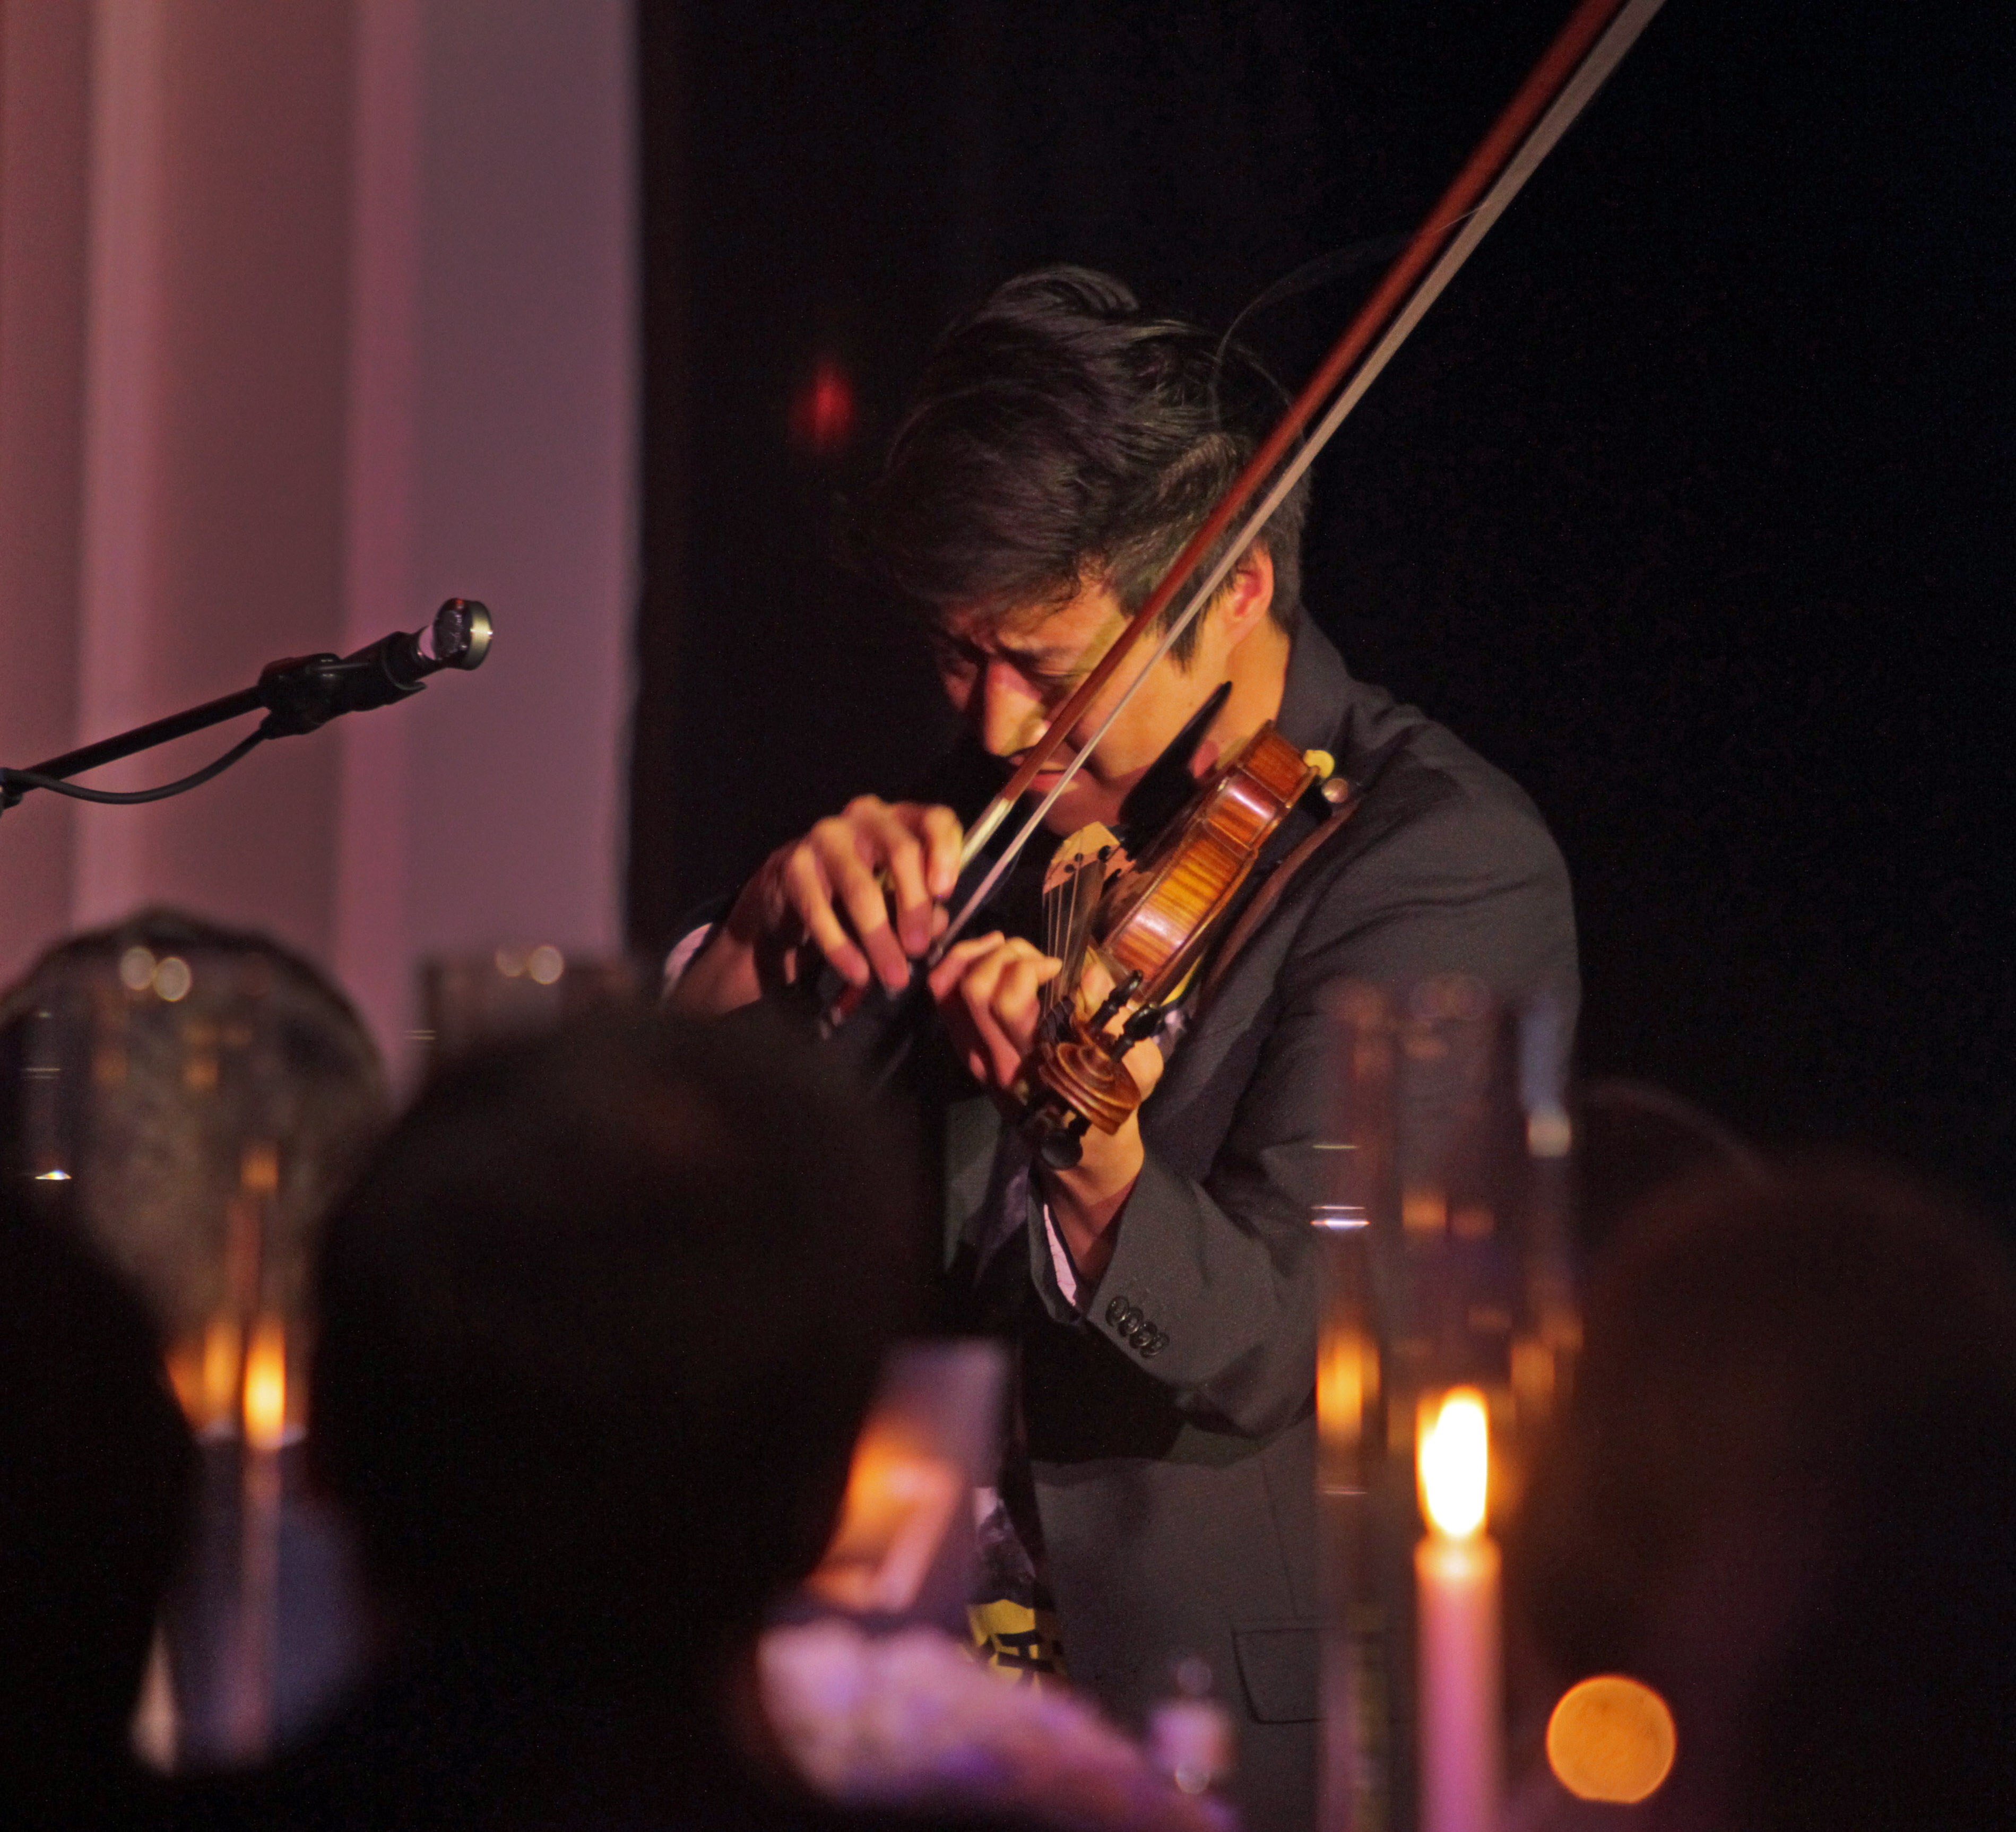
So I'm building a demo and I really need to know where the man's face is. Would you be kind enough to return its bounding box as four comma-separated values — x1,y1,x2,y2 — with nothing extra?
930,577,1234,833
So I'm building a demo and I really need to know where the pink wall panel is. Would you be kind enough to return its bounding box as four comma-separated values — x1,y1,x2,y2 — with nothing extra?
132,0,354,962
398,0,636,978
0,0,636,1067
0,1,91,988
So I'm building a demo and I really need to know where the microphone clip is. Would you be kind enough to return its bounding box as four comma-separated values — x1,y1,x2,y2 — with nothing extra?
256,599,493,736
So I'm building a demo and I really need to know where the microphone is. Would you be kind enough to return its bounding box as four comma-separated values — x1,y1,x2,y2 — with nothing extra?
2,600,495,817
257,599,493,734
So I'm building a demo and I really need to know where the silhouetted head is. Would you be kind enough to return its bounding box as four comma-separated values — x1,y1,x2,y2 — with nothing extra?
1512,1157,2016,1829
0,1196,194,1809
1572,1078,1760,1258
309,1009,927,1695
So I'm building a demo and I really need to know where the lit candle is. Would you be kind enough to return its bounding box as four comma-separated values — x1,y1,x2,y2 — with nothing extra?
1415,1388,1502,1832
230,1317,288,1759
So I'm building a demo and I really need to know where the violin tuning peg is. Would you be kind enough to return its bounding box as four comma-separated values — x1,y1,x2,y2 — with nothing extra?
1037,1127,1085,1171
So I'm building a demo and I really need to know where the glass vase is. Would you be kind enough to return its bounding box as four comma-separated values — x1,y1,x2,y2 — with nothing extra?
1316,977,1576,1832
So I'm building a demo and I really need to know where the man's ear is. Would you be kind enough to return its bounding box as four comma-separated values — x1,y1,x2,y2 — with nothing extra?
1216,545,1276,649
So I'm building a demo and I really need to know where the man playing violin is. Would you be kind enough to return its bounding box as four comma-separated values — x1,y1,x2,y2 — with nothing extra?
673,266,1576,1832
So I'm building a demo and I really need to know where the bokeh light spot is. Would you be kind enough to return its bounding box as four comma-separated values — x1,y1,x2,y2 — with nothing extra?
1547,1673,1677,1803
789,355,856,456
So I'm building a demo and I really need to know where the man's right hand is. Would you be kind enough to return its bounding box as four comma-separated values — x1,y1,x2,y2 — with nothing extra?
668,797,963,1016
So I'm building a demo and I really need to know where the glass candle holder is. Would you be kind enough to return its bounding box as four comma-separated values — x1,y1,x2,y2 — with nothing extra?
418,946,638,1072
1316,977,1576,1832
4,940,383,1767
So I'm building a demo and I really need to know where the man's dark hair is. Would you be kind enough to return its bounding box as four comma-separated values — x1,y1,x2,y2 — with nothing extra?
849,266,1311,663
310,1009,925,1686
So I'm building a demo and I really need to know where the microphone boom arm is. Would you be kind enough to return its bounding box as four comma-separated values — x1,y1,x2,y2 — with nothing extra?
1,598,491,815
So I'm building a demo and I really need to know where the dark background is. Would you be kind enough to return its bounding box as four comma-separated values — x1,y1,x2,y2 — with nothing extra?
630,0,2014,1219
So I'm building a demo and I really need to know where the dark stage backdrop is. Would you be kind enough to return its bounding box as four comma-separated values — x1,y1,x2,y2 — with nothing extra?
631,0,2014,1217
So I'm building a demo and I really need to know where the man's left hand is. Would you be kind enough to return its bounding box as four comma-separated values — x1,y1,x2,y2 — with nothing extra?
928,934,1164,1290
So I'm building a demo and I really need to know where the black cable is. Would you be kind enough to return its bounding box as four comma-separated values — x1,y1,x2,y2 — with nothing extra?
1205,221,1474,428
1,730,268,806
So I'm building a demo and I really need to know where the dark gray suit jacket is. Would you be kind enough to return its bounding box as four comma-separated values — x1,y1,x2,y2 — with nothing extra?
944,618,1578,1832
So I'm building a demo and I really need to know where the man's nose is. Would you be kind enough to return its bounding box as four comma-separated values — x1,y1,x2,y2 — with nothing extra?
975,661,1041,758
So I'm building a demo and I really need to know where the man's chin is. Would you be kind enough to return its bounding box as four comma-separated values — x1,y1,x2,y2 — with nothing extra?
1036,782,1121,835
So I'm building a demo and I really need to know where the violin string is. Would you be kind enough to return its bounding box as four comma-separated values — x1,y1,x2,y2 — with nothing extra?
1063,855,1084,1003
1058,855,1086,1012
933,0,1664,964
1042,843,1098,1013
1042,853,1069,1006
1070,846,1103,995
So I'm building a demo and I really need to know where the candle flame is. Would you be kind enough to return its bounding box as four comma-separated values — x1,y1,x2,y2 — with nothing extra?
243,1318,287,1450
1420,1388,1490,1538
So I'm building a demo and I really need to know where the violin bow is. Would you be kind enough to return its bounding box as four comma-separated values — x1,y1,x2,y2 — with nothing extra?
933,0,1666,960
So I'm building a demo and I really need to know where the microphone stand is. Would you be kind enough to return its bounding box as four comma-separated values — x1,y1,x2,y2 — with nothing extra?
0,599,491,818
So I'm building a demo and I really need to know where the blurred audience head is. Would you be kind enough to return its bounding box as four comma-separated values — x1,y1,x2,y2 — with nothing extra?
0,906,386,1367
309,1008,925,1696
0,1188,194,1810
1572,1077,1760,1258
1513,1156,2016,1829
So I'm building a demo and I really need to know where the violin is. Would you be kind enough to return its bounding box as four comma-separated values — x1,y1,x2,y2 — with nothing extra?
1019,724,1340,1165
847,0,1664,1148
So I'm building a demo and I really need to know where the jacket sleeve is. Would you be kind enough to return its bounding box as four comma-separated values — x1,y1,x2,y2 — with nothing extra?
1050,776,1578,1439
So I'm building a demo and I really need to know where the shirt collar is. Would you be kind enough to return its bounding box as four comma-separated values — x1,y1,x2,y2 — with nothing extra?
1273,613,1356,758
